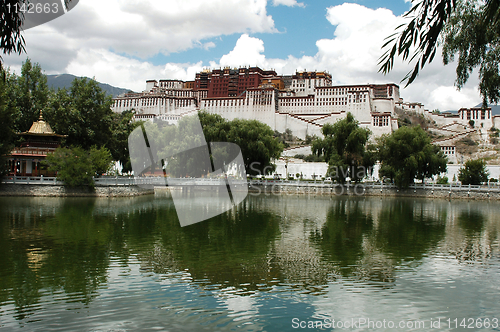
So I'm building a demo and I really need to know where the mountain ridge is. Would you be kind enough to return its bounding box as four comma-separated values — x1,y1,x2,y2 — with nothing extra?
46,74,134,98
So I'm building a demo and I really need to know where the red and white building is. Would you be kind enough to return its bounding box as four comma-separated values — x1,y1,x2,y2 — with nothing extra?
112,67,401,139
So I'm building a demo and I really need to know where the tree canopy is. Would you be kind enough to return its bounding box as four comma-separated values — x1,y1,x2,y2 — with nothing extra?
199,111,283,176
379,0,500,104
8,58,50,133
377,126,447,188
458,158,489,185
44,145,113,187
0,59,139,173
1,1,25,71
312,113,375,183
133,112,283,177
44,77,114,149
0,69,15,175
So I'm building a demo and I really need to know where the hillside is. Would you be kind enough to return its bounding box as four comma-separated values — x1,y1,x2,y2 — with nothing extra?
46,74,133,97
396,108,500,165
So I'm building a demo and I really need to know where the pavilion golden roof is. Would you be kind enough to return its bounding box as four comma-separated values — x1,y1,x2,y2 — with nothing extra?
21,111,66,137
29,111,54,134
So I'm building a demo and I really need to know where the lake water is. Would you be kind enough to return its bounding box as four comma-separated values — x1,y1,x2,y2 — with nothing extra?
1,193,500,331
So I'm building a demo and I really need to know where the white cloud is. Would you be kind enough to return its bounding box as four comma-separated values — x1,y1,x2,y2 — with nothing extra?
219,34,267,67
4,0,276,72
429,86,481,111
202,42,216,50
207,3,482,110
65,0,276,57
272,0,305,8
3,1,482,110
65,48,203,92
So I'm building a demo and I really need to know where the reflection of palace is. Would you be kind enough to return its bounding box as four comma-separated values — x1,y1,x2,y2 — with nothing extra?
6,111,66,176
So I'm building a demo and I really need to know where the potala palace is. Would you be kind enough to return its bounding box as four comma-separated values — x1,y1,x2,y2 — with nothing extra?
112,67,400,137
111,67,498,165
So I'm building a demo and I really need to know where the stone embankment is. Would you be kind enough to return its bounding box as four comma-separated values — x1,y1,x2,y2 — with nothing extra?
0,184,154,197
2,177,499,200
249,181,500,200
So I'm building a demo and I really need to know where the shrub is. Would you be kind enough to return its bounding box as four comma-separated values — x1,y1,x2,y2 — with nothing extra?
458,159,489,185
44,146,114,187
436,176,448,184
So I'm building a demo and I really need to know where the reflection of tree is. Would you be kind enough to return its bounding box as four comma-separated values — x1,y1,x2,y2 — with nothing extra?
458,210,485,235
0,198,112,320
143,200,282,291
4,194,491,322
311,198,448,284
375,199,447,261
452,209,490,262
310,198,374,276
40,199,111,303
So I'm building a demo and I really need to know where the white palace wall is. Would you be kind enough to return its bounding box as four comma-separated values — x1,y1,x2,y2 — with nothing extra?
112,80,403,140
274,113,323,138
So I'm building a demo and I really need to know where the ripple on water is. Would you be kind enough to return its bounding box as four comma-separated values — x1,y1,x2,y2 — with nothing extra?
2,195,500,331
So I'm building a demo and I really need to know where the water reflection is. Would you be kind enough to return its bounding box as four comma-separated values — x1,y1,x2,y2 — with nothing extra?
374,199,447,261
0,195,500,330
311,198,374,274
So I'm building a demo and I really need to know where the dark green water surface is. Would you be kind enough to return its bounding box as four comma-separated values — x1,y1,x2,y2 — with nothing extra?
0,193,499,331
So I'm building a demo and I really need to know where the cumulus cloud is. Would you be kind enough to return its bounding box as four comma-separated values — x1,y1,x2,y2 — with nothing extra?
205,3,482,110
65,48,204,92
219,34,267,67
4,0,276,72
3,1,482,110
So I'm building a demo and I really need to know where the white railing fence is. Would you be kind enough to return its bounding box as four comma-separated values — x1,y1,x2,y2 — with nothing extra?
2,176,500,193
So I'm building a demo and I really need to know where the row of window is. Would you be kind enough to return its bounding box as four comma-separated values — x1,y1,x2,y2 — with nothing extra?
373,116,389,127
461,110,490,120
114,96,196,108
204,99,248,107
441,146,456,155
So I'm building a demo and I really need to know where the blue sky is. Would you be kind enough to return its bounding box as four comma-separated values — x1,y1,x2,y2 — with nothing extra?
158,0,411,65
4,0,481,110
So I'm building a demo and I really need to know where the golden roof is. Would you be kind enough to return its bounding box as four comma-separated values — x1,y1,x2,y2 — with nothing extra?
28,111,54,134
21,111,66,137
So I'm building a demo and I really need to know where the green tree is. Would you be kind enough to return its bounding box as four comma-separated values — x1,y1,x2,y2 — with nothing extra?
377,126,447,188
0,1,26,72
89,145,113,177
436,175,449,184
226,118,283,176
379,0,500,105
0,69,16,175
44,146,95,187
199,111,230,142
198,111,283,176
9,58,50,132
312,113,374,183
45,77,114,150
458,159,489,185
44,145,114,186
108,110,142,173
132,113,283,177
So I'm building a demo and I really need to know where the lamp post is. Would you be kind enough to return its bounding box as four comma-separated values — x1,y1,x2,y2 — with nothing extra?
284,156,289,180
